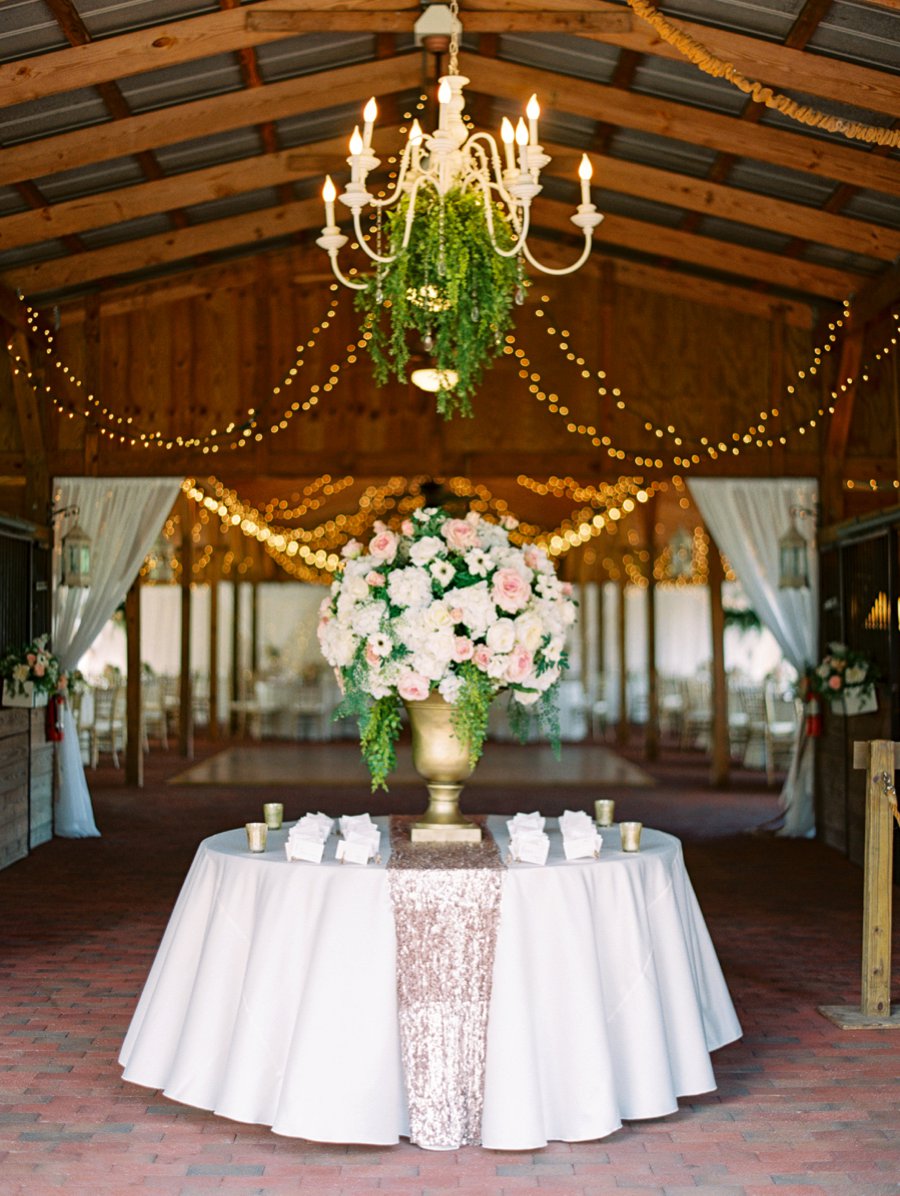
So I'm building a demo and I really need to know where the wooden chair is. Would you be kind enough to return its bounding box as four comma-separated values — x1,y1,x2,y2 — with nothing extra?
89,683,126,768
141,674,168,750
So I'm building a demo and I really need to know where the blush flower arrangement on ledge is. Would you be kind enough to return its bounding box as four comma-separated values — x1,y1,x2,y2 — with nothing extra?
0,634,63,705
809,642,878,701
317,506,577,789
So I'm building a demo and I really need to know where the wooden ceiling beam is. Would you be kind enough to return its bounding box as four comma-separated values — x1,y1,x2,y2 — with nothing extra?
2,0,897,119
48,239,813,330
845,259,900,332
3,130,894,266
3,177,858,301
0,55,421,189
461,56,900,200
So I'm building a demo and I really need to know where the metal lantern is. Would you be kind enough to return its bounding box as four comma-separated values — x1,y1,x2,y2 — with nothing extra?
778,516,809,589
61,521,92,588
146,535,174,583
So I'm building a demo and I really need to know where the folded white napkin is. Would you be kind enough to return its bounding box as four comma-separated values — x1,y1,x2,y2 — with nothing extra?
506,811,545,835
508,824,550,866
336,817,381,865
558,810,602,860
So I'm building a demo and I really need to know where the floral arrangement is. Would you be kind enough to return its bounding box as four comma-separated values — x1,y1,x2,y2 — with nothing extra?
317,507,577,788
355,188,522,419
808,642,878,700
0,634,63,698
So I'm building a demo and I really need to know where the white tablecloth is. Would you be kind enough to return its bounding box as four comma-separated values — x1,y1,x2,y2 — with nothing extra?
119,817,741,1149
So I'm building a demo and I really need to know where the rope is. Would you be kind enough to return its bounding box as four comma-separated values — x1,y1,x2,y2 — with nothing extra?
624,0,900,149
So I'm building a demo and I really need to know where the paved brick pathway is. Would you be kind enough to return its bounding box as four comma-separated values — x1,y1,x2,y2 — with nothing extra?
1,740,898,1195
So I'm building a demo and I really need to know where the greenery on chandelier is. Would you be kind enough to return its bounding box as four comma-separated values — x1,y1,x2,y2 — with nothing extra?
355,187,523,418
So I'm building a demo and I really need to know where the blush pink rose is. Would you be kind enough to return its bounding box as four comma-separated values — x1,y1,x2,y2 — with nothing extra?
472,645,493,672
492,567,531,613
26,653,36,665
450,607,463,622
828,675,842,690
33,662,46,677
443,518,479,552
401,519,414,535
365,642,381,667
368,528,398,563
452,636,475,662
561,582,574,597
523,547,544,570
365,571,385,587
505,647,534,684
398,671,430,702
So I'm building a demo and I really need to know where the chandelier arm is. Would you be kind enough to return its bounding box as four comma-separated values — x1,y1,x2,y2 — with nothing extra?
351,208,399,265
520,231,594,276
366,143,416,210
477,181,530,257
325,251,367,291
398,175,434,251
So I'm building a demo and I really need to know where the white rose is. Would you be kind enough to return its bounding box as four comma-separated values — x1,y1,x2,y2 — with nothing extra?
514,613,544,652
410,536,444,566
423,601,454,631
486,618,516,653
438,674,463,703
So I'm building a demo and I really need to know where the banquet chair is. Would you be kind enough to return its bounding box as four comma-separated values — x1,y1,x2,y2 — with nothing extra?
734,686,767,769
141,674,168,750
89,683,126,768
764,687,800,785
680,677,712,750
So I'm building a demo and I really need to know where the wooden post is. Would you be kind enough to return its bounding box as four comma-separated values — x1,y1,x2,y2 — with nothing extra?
179,503,194,760
644,501,659,762
230,578,241,734
251,582,260,677
208,572,219,742
124,574,143,788
616,574,628,748
707,530,730,787
819,740,900,1029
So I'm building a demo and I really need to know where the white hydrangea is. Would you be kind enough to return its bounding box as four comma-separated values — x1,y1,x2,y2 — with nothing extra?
387,565,433,610
409,536,444,566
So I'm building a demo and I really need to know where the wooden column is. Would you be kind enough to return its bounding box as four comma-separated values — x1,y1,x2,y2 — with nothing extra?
644,502,659,762
230,578,241,734
179,502,194,759
616,574,628,748
820,741,900,1029
250,581,260,677
124,573,143,787
208,571,219,743
707,531,730,787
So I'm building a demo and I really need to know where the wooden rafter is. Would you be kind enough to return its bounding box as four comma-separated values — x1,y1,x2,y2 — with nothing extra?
1,0,897,119
1,133,895,266
1,184,862,299
461,59,900,199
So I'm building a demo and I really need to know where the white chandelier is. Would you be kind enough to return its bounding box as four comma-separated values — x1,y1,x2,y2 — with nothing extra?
316,1,603,291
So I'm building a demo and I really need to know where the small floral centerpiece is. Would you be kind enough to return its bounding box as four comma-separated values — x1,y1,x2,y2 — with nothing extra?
808,642,878,715
0,634,63,707
317,507,577,789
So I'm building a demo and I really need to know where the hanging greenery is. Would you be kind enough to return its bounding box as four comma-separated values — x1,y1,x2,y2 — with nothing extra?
354,187,523,418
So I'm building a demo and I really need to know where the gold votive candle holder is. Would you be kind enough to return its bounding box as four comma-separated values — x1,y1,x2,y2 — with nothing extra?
263,802,284,829
620,821,642,852
594,798,616,827
245,822,268,852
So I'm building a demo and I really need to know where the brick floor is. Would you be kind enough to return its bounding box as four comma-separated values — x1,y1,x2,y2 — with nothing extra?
0,738,898,1196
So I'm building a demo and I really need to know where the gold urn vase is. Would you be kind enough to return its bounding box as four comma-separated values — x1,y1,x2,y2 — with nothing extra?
404,691,482,844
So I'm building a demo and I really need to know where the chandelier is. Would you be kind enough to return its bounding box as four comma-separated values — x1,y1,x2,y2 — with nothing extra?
314,2,603,417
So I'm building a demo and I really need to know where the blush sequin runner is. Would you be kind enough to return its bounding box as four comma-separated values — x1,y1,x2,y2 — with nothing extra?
387,817,505,1149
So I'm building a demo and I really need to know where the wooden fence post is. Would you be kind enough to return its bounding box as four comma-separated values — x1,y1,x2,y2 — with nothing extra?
819,738,900,1028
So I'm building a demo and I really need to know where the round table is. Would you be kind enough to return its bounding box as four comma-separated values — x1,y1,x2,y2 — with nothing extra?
119,817,741,1149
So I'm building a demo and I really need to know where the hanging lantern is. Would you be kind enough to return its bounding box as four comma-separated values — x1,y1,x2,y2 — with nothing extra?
61,521,92,588
778,516,809,589
146,535,174,583
668,527,694,580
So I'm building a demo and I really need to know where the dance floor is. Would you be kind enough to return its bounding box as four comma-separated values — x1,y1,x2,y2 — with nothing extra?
170,740,653,788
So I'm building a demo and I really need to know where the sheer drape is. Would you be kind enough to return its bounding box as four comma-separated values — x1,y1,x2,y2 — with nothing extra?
52,478,182,837
688,478,818,838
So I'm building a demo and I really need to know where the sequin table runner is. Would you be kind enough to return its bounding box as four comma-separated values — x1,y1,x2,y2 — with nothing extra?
387,817,505,1150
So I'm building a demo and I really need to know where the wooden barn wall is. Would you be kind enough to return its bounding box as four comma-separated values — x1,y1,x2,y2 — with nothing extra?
30,245,826,485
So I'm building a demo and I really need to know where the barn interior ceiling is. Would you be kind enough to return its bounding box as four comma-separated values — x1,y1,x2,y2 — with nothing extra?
0,0,898,581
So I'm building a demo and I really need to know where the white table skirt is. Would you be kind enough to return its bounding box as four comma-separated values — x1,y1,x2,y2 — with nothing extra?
119,817,741,1150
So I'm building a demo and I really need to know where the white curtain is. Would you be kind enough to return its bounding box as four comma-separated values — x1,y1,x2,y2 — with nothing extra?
52,477,182,837
688,478,818,838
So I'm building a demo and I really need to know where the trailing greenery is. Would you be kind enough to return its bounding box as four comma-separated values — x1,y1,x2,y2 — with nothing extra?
358,695,403,792
355,187,522,418
451,662,496,768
